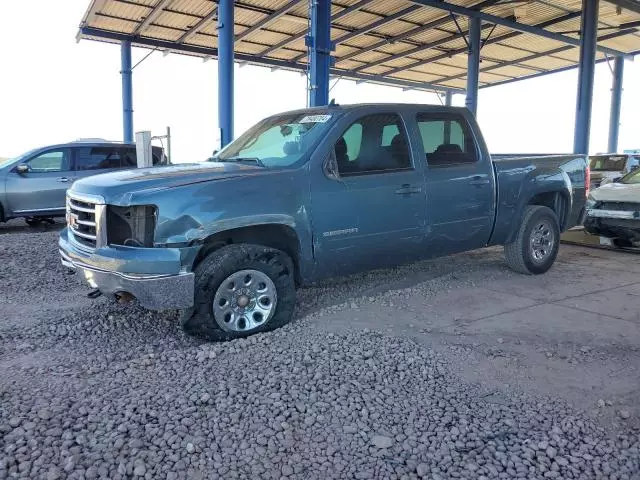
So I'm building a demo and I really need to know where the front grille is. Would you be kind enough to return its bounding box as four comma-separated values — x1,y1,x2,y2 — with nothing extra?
67,194,103,249
598,201,640,212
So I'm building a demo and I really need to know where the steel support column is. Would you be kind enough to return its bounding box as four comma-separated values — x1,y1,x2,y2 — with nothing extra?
607,56,624,153
120,40,133,143
573,0,599,155
218,0,234,148
465,17,481,116
445,91,453,106
308,0,332,107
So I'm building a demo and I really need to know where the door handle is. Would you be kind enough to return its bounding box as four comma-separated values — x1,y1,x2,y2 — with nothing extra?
469,176,490,186
395,184,422,195
56,177,70,183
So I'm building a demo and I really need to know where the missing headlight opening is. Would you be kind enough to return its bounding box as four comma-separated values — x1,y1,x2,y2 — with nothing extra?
107,205,157,247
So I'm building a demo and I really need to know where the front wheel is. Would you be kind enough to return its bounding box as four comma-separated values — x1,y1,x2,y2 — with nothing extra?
504,205,560,275
182,244,296,341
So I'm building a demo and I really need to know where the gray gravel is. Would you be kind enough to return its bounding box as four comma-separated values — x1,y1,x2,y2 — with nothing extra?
1,230,639,479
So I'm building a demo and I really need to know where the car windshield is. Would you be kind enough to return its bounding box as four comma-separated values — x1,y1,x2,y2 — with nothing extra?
214,112,334,168
621,167,640,184
0,149,37,169
589,155,627,171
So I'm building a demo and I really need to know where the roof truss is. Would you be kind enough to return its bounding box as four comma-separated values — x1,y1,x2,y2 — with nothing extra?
78,0,640,92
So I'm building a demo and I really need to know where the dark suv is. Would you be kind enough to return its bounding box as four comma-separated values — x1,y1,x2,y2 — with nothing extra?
0,140,168,225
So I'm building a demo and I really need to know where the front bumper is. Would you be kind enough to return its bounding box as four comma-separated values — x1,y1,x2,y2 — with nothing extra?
59,228,196,310
584,215,640,244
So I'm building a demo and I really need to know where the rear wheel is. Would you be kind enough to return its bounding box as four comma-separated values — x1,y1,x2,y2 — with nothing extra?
182,244,296,341
504,205,560,275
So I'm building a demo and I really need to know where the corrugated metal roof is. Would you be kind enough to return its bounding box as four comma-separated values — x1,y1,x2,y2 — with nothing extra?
78,0,640,93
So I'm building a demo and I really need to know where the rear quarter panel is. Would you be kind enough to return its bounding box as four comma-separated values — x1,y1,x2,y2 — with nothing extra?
490,155,587,245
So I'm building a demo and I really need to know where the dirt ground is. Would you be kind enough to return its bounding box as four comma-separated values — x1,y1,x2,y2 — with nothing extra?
1,220,639,434
299,243,640,430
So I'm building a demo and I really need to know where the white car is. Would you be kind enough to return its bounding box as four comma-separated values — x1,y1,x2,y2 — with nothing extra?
585,167,640,248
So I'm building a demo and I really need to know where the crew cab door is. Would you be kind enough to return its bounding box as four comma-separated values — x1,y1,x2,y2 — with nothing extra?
5,148,73,216
310,112,427,275
415,111,495,255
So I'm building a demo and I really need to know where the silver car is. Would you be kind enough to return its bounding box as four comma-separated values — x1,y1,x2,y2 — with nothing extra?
0,141,168,226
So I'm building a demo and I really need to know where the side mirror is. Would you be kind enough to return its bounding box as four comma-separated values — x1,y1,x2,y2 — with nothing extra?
16,164,29,174
324,151,340,181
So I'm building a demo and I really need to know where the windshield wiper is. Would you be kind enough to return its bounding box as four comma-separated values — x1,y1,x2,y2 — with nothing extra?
216,156,266,167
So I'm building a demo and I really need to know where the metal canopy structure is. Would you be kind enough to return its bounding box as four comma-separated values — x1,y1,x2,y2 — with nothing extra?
77,0,640,152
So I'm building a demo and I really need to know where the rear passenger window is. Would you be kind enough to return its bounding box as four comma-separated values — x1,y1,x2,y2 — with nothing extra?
76,147,122,170
417,114,477,166
334,113,411,176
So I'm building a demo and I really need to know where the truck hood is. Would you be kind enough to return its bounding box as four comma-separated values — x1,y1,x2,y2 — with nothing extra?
591,182,640,203
70,162,266,201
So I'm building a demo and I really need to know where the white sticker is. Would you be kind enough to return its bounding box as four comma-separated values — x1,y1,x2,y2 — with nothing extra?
299,114,332,123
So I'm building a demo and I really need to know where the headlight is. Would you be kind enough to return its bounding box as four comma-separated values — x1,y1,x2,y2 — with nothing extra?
107,205,157,247
586,195,597,209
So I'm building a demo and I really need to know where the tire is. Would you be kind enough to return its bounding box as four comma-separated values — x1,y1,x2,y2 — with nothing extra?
612,238,632,249
182,244,296,341
504,205,560,275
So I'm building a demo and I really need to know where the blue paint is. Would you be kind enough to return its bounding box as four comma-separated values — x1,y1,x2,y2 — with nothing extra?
218,0,234,148
308,0,332,107
573,0,599,155
120,40,133,143
465,17,481,116
60,104,588,297
608,56,624,153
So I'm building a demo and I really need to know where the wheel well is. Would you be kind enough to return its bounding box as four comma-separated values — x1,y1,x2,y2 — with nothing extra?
528,192,569,229
0,202,4,223
193,224,302,284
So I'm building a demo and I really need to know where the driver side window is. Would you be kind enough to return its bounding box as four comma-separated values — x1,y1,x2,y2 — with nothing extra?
26,150,70,173
334,113,411,176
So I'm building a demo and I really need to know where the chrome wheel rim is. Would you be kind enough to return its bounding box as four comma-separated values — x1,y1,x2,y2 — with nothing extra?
530,220,555,264
213,269,277,332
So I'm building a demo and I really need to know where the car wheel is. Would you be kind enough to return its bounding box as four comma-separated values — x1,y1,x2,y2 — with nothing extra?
182,244,296,341
504,205,560,275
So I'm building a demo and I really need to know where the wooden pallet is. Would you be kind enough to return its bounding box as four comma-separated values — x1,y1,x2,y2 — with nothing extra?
560,227,638,253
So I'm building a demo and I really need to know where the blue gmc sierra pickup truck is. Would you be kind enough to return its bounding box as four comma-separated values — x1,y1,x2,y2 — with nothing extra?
59,104,588,341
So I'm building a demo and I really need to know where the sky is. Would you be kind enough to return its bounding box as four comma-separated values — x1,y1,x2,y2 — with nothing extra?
0,0,638,163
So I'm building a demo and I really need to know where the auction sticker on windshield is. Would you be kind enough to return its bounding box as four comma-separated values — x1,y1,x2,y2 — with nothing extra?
299,114,332,123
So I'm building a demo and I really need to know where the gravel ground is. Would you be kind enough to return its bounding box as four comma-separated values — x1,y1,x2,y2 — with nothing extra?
1,230,639,479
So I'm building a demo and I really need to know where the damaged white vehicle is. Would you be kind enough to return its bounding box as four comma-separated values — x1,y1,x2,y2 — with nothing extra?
585,167,640,248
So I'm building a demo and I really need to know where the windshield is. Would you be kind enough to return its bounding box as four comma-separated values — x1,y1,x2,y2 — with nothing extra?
215,112,334,168
589,155,627,171
0,148,38,169
621,167,640,184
